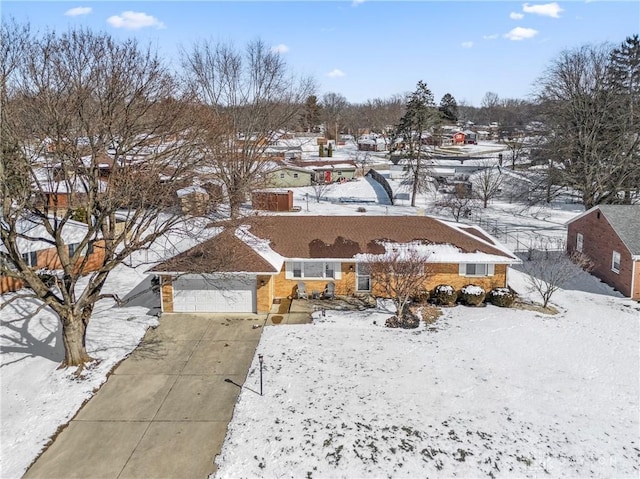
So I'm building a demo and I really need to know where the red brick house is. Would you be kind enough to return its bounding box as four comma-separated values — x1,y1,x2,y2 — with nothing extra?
0,217,105,293
566,205,640,300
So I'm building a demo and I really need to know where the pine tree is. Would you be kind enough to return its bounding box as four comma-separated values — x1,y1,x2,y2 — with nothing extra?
327,142,333,157
392,81,439,207
607,35,640,203
438,93,458,122
302,95,322,132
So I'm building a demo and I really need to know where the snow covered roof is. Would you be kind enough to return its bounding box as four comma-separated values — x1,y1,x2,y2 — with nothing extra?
0,216,91,254
176,186,208,197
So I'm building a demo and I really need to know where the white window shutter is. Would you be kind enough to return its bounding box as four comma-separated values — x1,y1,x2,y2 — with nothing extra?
285,262,293,279
334,262,342,279
488,264,495,276
459,263,466,276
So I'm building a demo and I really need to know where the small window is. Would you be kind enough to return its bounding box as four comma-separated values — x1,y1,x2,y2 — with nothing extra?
293,173,299,179
68,243,80,256
22,251,38,267
466,264,487,276
325,262,335,278
87,241,94,255
292,262,302,278
612,251,621,273
576,233,583,253
280,173,285,179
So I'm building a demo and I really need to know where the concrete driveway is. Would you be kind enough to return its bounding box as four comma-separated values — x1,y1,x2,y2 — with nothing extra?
24,313,267,479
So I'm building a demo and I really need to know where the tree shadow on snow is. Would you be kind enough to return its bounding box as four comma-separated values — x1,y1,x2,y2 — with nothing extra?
512,251,625,299
0,297,64,366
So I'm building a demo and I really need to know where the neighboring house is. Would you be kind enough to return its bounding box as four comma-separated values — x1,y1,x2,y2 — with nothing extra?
150,215,519,313
1,217,105,293
265,166,313,188
358,135,386,152
309,163,357,184
453,130,477,145
566,205,640,300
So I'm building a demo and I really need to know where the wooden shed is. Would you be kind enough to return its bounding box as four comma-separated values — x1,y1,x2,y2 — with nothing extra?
252,190,294,212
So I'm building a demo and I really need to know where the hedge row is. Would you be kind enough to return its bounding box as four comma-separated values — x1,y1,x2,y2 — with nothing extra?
413,284,517,307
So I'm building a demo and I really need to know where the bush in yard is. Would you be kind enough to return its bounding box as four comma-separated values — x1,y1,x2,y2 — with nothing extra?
488,287,516,307
385,308,420,329
460,284,485,306
432,284,457,306
356,206,366,213
411,289,430,304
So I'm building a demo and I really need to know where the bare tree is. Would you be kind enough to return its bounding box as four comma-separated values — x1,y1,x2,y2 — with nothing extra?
1,27,203,368
311,180,334,203
520,238,593,308
352,150,372,176
182,39,315,217
365,244,432,324
436,185,477,221
321,92,349,141
471,163,504,208
536,42,638,208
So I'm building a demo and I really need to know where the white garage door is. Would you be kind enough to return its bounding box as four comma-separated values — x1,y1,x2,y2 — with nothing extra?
172,275,256,313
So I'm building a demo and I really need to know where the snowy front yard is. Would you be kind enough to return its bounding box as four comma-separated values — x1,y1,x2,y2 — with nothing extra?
214,270,640,478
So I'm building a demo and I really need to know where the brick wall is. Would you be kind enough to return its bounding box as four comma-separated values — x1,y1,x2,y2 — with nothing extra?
567,210,635,298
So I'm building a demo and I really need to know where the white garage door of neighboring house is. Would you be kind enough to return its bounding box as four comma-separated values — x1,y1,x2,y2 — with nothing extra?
172,275,256,313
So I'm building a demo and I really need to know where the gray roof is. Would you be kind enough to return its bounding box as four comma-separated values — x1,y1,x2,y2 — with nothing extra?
598,205,640,255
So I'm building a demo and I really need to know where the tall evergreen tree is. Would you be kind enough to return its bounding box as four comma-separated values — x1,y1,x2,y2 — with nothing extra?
302,95,322,132
393,81,439,207
607,35,640,202
438,93,458,122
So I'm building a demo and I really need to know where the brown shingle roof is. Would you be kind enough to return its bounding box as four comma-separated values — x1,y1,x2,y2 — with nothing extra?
150,230,277,274
245,216,512,259
152,216,515,275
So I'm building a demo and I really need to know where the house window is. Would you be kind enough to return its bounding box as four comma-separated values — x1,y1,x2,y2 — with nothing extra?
22,251,38,267
69,242,91,257
280,173,285,179
288,261,337,279
461,264,494,276
576,233,583,253
293,173,299,179
356,263,370,292
612,251,621,273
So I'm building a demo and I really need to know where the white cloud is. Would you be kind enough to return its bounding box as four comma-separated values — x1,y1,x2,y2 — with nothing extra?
107,11,165,30
483,34,499,40
65,6,92,17
326,69,346,78
510,12,525,20
461,41,474,48
271,44,289,54
352,0,366,6
504,26,539,41
523,2,564,18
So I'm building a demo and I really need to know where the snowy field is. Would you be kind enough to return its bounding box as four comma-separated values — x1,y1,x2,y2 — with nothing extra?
214,269,640,478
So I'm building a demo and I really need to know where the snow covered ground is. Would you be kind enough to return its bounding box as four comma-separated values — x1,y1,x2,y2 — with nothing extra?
2,141,638,478
214,269,640,478
0,221,213,479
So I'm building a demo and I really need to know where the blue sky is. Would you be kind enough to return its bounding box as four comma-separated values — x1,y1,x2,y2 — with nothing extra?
3,1,638,106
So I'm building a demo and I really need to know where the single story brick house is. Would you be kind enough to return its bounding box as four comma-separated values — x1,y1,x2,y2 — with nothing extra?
1,217,105,293
150,215,519,313
566,205,640,300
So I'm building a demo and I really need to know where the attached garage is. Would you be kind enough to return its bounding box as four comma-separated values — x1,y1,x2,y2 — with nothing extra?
172,274,256,313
